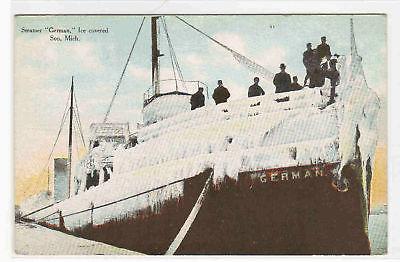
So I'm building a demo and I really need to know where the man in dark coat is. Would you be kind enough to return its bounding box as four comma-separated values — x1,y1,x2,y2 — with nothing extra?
309,66,325,88
248,77,265,97
212,80,230,105
273,63,291,93
290,76,303,91
303,43,316,86
190,87,205,110
316,36,332,61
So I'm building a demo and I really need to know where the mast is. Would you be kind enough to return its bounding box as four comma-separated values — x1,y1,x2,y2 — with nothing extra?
151,16,163,95
68,76,74,198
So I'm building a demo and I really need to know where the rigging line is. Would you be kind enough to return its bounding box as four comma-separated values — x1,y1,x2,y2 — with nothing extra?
73,93,85,147
42,177,188,221
162,20,178,91
73,118,80,160
170,50,179,91
170,43,186,90
161,17,186,90
103,16,146,123
171,44,186,90
161,17,179,91
42,90,71,171
175,16,234,52
37,210,59,221
74,109,85,150
21,203,55,218
171,43,185,84
73,92,82,134
72,93,86,149
73,109,86,150
175,16,275,81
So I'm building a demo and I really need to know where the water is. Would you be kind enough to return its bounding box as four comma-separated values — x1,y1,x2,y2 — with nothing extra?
368,205,388,255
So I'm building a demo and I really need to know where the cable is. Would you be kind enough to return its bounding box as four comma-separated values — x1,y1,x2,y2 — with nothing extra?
42,176,188,222
175,16,275,81
73,120,80,160
103,17,146,123
73,92,86,148
73,107,86,150
42,89,71,171
175,16,233,52
162,17,186,91
161,17,179,91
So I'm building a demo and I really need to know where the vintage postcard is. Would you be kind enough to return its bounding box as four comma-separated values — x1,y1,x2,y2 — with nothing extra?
14,14,387,255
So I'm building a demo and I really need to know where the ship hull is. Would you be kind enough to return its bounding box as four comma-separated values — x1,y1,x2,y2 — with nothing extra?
44,161,370,255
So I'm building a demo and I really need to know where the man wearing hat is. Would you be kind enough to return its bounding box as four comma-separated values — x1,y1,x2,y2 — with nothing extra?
273,63,291,93
212,80,231,105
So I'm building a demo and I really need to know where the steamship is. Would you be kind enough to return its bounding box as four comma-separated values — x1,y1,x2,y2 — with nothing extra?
22,16,381,255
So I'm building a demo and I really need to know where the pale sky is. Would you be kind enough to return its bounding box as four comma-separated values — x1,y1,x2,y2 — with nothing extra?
14,15,387,182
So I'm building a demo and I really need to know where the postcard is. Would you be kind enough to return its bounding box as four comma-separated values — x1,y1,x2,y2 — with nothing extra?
14,14,387,255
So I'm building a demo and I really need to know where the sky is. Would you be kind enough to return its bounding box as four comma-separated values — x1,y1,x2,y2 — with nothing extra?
14,15,387,203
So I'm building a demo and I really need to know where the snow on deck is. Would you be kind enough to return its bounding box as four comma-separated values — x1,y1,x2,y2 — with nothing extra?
15,221,143,255
25,93,341,229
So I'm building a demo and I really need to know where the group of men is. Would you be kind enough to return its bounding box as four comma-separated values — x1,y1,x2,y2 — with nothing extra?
190,36,340,110
273,36,339,99
272,64,303,94
190,79,231,110
303,36,340,103
190,75,298,110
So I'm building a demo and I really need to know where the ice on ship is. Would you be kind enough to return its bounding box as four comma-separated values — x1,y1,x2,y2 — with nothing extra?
21,16,381,255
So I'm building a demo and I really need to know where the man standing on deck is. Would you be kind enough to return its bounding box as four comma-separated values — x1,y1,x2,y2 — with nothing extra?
316,36,332,62
190,87,205,110
273,63,291,93
303,43,316,86
248,77,265,97
212,80,230,105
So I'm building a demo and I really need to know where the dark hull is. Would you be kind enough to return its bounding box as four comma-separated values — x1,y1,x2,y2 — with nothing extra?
44,162,370,255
